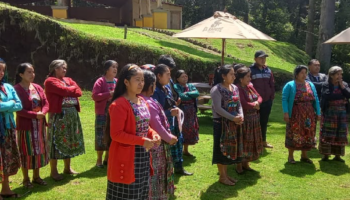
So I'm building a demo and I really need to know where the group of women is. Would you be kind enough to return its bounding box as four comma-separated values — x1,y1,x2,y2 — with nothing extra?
0,55,348,199
0,59,84,198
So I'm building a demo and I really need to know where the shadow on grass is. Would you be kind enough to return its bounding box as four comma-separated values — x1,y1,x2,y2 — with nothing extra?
319,160,350,176
279,162,317,177
200,170,261,200
12,166,107,198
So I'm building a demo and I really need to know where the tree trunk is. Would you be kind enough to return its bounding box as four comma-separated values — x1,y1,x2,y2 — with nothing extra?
305,0,316,57
316,0,335,71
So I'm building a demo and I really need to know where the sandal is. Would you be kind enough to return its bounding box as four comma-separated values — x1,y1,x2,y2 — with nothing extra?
0,193,21,198
32,177,47,186
22,179,33,189
288,157,296,164
333,156,345,163
96,164,104,168
51,174,64,182
300,157,313,164
263,142,274,148
183,152,195,157
235,169,244,175
321,155,329,161
63,169,79,175
242,166,257,172
227,176,238,183
219,178,235,186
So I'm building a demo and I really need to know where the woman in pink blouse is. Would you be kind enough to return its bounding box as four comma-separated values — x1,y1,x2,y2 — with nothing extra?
140,69,177,200
92,60,118,167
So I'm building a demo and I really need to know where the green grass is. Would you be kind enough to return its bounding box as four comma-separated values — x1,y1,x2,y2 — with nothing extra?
8,92,350,199
60,22,309,73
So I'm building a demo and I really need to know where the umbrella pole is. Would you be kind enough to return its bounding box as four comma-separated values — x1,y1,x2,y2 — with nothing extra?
221,39,225,66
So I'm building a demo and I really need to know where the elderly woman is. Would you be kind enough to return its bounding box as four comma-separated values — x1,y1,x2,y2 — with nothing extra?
211,64,243,186
319,66,350,162
282,65,320,164
92,60,118,167
44,59,85,181
174,70,199,157
234,66,263,173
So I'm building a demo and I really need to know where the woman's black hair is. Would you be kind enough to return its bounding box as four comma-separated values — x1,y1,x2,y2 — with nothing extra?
103,60,118,75
110,64,142,102
158,55,176,69
16,63,33,84
213,64,234,86
234,66,251,85
233,63,246,72
142,70,156,92
293,65,308,79
175,70,186,83
105,64,142,147
0,58,8,84
154,64,170,89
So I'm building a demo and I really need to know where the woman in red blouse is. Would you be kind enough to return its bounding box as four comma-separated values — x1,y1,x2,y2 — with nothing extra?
44,60,85,181
14,63,49,188
234,66,264,174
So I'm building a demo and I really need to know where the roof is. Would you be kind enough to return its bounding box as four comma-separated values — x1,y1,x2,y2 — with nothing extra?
5,0,128,7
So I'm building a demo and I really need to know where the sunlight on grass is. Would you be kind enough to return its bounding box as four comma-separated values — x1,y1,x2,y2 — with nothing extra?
7,93,350,200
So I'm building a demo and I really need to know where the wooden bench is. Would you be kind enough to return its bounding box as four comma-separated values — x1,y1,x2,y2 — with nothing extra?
197,105,211,114
197,95,211,104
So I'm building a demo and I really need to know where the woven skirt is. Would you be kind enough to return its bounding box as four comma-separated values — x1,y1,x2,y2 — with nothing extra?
95,114,108,151
106,145,150,200
0,129,20,176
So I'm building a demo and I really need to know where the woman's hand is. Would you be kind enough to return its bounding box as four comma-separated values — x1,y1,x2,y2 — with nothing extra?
169,135,178,145
253,101,260,110
339,80,345,89
152,134,162,146
36,111,45,120
170,108,179,116
284,113,290,123
233,115,244,125
317,115,321,121
143,138,155,151
176,98,182,106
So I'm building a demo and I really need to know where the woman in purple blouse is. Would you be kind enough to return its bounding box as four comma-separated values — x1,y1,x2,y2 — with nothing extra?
140,69,177,199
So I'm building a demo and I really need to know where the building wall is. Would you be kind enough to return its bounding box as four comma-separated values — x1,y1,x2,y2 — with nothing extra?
132,0,182,29
120,0,133,26
15,5,52,16
69,7,121,24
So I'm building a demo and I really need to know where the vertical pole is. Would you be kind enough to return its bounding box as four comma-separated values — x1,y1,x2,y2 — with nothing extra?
221,39,225,66
124,25,127,39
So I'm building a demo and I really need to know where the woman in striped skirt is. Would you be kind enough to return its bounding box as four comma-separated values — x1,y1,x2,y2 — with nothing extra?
319,66,350,162
235,66,263,173
92,60,118,167
14,63,49,188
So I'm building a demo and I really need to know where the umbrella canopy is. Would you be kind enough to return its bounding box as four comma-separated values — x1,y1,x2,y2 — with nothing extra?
173,11,275,65
324,27,350,44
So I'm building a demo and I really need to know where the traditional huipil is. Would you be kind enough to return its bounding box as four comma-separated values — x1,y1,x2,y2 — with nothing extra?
44,77,85,159
237,84,263,161
14,83,49,169
211,83,243,164
174,83,199,145
92,77,117,151
152,85,183,171
319,81,350,156
282,81,320,150
107,97,158,200
0,83,22,176
141,95,175,200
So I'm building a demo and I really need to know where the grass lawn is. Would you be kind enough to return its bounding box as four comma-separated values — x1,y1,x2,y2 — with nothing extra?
7,92,350,199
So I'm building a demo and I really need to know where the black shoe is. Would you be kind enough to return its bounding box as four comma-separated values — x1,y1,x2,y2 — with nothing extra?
175,168,193,176
333,156,345,163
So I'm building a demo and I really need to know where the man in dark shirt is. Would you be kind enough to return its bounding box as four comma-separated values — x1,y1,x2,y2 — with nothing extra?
305,59,326,148
250,50,275,148
306,59,327,99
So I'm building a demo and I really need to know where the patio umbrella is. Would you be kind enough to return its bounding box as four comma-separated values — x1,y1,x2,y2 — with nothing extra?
324,27,350,44
173,11,276,65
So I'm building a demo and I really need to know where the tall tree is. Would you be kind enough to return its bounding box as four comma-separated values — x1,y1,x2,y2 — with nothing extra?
305,0,316,57
316,0,335,70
